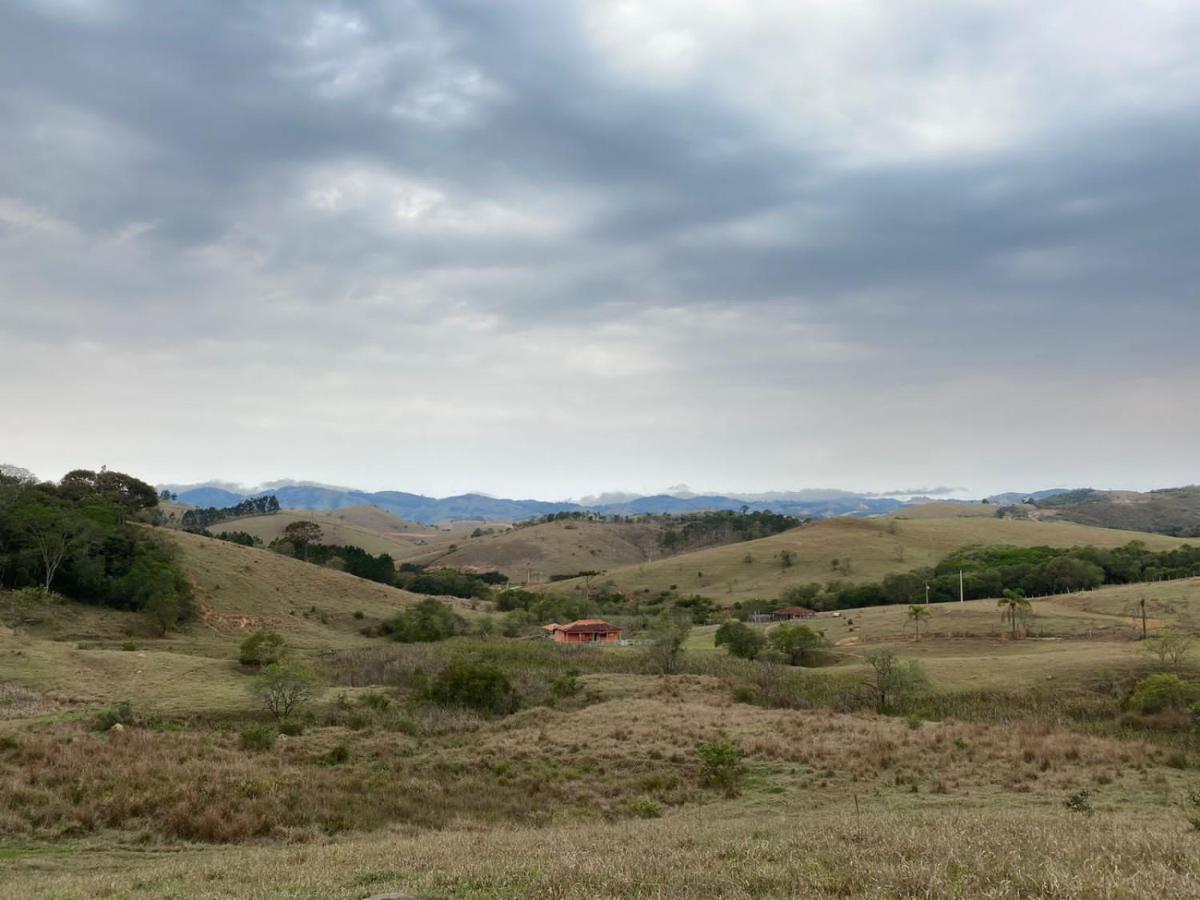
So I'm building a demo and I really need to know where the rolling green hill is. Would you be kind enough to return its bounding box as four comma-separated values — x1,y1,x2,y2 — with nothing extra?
547,507,1194,604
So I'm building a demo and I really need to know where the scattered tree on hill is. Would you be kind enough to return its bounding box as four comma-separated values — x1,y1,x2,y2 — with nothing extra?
907,604,931,641
695,739,746,797
714,620,765,660
646,614,691,674
282,521,323,561
1145,631,1193,671
998,589,1032,640
429,661,519,715
766,623,827,666
15,504,79,592
239,631,287,667
863,650,929,713
254,659,319,720
180,495,280,530
382,598,466,642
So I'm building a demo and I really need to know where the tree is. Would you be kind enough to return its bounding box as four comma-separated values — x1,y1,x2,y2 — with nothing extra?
766,623,827,666
646,614,691,674
1145,631,1193,671
239,631,287,667
282,521,323,561
695,739,746,797
16,504,77,592
429,661,519,715
714,620,765,660
907,604,931,641
863,650,928,713
998,590,1032,640
254,659,319,720
382,598,466,642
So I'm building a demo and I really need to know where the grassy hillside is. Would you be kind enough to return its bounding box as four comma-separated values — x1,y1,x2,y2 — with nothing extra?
2,517,1199,899
0,530,476,714
212,507,465,562
429,519,664,582
1035,486,1200,537
548,508,1193,604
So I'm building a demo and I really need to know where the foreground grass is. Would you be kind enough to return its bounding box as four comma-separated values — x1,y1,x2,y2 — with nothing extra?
4,804,1198,898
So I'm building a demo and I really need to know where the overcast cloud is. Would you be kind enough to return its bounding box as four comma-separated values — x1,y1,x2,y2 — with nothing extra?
2,0,1198,499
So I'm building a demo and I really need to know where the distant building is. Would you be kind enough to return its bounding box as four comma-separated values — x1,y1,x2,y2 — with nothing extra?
771,606,816,621
541,619,623,643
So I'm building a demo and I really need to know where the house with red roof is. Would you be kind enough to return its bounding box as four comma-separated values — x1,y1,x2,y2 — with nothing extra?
771,606,816,621
540,619,623,643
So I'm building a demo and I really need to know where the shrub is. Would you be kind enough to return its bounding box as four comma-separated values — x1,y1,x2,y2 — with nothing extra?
94,701,135,731
358,690,391,711
320,742,350,766
254,660,320,720
645,615,691,674
239,631,287,667
1064,788,1093,815
239,723,276,751
695,739,746,797
1126,674,1200,715
714,621,765,660
278,718,305,736
863,651,929,713
766,623,828,666
381,598,466,643
550,670,581,699
429,661,519,716
1186,787,1200,832
630,796,663,819
121,640,137,651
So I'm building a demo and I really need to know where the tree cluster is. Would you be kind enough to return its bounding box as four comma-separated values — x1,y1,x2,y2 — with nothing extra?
0,467,191,629
180,495,279,530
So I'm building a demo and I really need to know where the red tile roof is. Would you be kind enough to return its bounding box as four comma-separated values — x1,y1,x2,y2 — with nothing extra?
550,619,623,634
773,606,816,617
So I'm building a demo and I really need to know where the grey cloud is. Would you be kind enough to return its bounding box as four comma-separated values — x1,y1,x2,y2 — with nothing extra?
1,1,1198,495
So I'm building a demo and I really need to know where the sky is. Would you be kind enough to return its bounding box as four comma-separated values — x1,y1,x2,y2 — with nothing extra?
2,0,1199,501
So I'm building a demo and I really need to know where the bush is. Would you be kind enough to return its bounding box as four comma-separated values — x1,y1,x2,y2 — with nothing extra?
254,659,320,720
429,661,519,715
239,723,276,751
766,623,827,666
695,739,746,797
278,718,305,736
121,640,137,651
239,631,287,667
550,670,581,699
381,598,466,643
630,796,663,819
714,621,765,660
1126,674,1200,715
1064,788,1093,815
94,701,135,731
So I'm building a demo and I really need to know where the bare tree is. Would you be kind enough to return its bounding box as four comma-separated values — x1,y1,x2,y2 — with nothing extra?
1145,631,1193,670
18,507,79,593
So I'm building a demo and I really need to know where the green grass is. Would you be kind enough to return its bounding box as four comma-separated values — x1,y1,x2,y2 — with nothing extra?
547,509,1193,605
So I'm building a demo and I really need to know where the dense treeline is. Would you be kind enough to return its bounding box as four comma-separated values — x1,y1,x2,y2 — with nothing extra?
764,541,1200,613
181,495,280,530
659,509,803,553
0,467,191,630
265,526,508,599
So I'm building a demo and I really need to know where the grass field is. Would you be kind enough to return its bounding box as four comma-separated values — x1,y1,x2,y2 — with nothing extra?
2,520,1199,898
208,506,467,563
432,518,665,581
548,507,1194,605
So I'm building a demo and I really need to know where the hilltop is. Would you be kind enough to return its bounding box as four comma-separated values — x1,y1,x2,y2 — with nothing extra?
547,506,1194,604
210,507,460,563
1030,486,1200,537
426,518,664,582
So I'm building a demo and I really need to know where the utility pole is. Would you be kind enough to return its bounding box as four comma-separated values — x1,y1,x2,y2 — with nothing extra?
1140,598,1147,640
959,570,964,604
925,583,930,606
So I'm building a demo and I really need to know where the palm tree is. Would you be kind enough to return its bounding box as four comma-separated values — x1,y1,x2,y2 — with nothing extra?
998,590,1032,639
907,604,931,641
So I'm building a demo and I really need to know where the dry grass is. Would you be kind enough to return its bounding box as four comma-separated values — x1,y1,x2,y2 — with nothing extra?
549,510,1192,604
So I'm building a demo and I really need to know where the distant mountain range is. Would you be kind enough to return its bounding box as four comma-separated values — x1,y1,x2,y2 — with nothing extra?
157,480,1074,525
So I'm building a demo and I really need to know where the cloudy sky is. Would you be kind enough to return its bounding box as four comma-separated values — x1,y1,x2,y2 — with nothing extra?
2,0,1198,500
